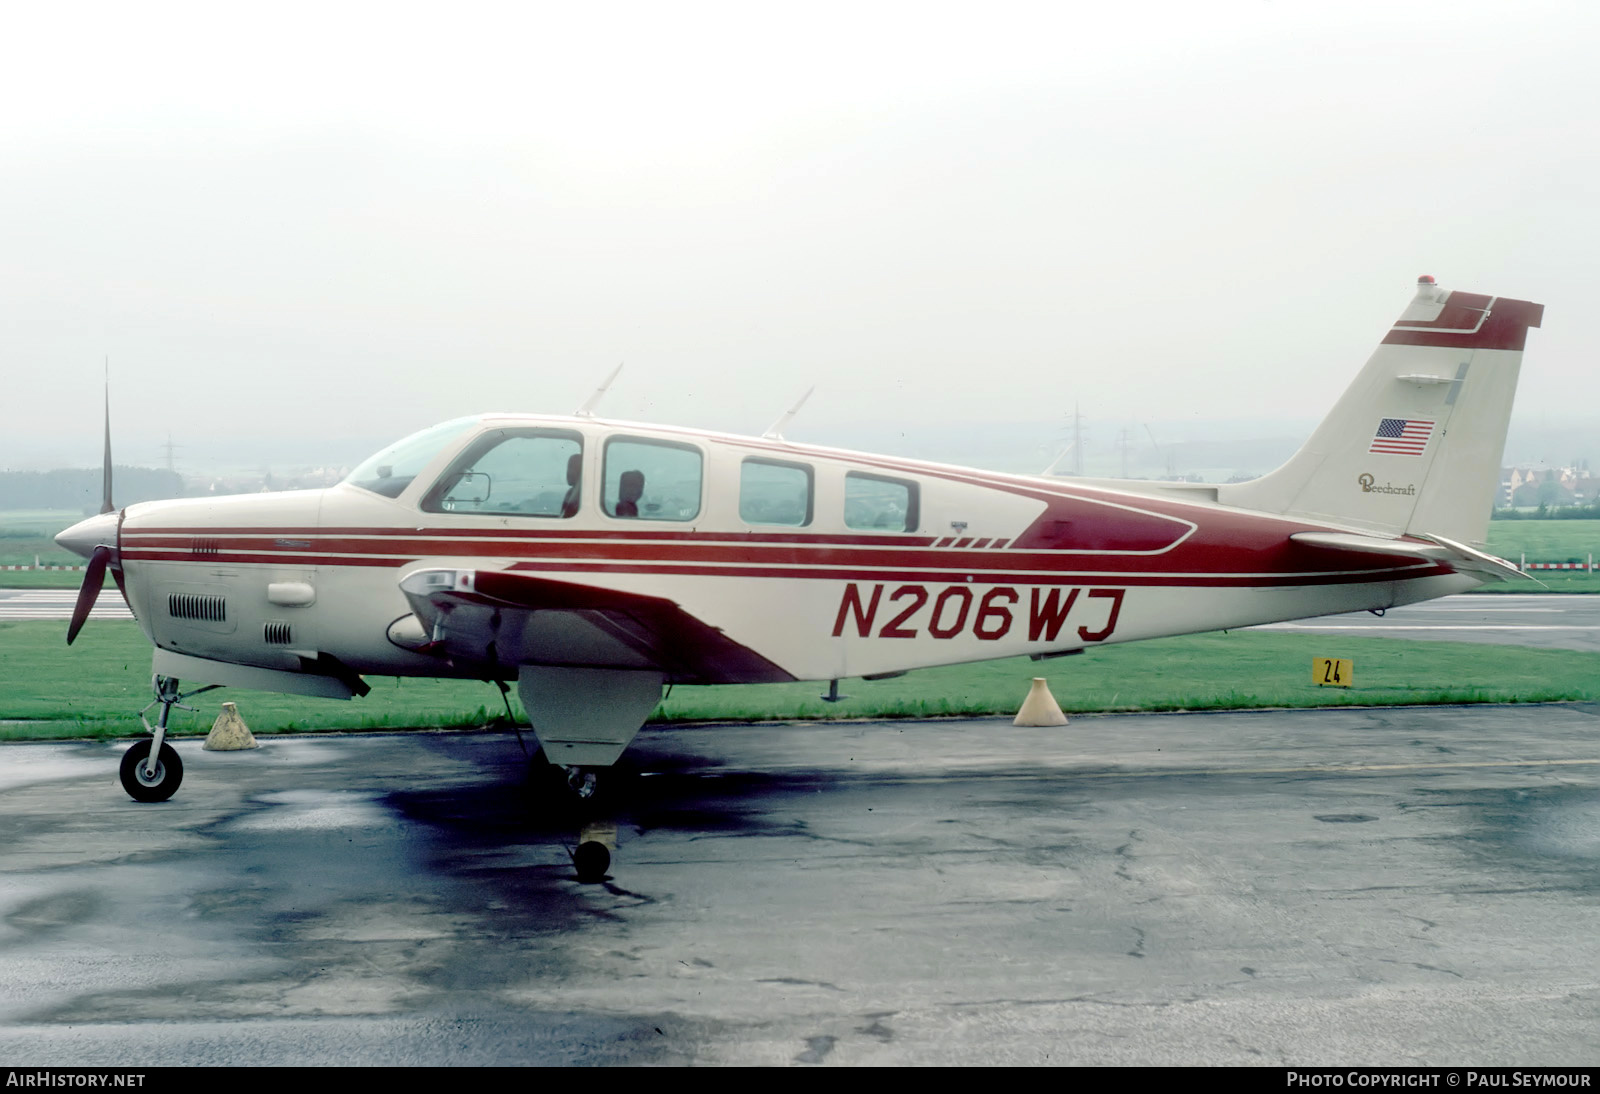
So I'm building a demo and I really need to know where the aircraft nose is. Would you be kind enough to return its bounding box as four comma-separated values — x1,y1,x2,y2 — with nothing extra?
56,511,119,560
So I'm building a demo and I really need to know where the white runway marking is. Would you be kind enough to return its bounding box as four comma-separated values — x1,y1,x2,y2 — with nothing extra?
1260,623,1600,632
1399,605,1565,613
0,590,134,621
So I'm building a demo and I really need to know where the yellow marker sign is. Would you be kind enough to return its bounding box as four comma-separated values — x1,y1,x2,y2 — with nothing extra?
1313,657,1353,687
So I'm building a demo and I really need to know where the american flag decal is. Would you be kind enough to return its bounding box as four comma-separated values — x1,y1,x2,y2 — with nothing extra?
1369,417,1434,456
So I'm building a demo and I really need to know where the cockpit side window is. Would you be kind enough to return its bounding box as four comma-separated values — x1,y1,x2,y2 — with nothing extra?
602,437,702,521
740,458,813,527
345,418,477,499
844,471,919,532
420,429,584,517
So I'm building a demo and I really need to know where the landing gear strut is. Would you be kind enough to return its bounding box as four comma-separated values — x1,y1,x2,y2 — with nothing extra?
514,666,660,881
526,748,603,805
521,751,612,881
118,675,219,803
565,766,598,800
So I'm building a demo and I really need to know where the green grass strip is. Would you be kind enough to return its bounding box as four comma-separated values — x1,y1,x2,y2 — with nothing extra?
2,620,1596,742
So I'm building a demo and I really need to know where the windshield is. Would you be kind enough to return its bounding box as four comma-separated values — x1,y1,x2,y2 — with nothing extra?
344,417,478,499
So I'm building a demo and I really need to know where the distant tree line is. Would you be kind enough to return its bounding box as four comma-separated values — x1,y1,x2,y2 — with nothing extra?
0,468,184,512
1493,500,1600,520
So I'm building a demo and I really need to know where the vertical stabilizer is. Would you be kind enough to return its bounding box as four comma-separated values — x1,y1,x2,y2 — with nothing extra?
1219,277,1543,547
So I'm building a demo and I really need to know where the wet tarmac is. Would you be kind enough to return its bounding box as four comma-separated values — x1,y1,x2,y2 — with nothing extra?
4,705,1600,1065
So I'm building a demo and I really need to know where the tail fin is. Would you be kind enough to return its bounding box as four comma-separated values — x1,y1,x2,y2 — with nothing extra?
1219,276,1543,548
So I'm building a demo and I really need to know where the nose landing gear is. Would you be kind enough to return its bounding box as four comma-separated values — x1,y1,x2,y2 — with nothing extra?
118,675,220,802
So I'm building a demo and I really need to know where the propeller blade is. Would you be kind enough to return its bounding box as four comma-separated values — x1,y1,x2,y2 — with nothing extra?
66,545,111,646
111,562,131,609
101,365,114,514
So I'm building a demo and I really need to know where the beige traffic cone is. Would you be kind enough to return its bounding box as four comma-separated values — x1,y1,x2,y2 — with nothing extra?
1013,678,1068,727
203,701,259,750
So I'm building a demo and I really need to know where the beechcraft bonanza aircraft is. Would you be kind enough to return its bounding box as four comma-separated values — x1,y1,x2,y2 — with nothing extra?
59,276,1542,807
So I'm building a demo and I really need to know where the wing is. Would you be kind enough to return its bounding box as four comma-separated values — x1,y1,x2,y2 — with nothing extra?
394,567,796,684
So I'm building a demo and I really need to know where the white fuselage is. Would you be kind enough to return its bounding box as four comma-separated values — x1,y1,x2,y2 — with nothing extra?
110,415,1476,688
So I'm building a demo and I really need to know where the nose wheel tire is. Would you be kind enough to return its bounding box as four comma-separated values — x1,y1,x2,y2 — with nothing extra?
119,741,184,803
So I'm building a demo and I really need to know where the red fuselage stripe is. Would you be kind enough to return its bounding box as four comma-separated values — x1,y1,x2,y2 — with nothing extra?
122,525,1418,577
118,544,1448,587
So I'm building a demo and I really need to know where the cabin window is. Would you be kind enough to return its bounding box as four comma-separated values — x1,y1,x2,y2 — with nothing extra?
603,437,702,521
844,471,918,532
421,429,584,517
740,459,813,527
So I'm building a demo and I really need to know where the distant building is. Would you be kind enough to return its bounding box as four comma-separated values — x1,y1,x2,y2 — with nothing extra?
1500,465,1596,508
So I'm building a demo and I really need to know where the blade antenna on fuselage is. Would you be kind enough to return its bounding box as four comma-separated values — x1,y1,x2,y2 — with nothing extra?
101,359,114,514
763,386,815,440
1041,443,1075,476
575,364,624,417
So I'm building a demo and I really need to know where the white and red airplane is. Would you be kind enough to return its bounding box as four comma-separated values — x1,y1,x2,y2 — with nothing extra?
58,276,1543,807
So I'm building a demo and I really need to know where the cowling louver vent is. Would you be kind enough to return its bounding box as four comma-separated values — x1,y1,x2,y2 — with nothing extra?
264,621,292,644
168,593,226,622
191,538,221,558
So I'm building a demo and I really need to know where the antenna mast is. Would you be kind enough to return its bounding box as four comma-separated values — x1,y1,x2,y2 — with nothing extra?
575,364,624,417
763,386,815,440
1072,403,1086,477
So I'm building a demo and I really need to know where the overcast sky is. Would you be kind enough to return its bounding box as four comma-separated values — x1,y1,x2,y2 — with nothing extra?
3,0,1597,474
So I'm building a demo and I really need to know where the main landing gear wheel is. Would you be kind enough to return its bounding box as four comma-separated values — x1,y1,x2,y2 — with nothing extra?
119,740,184,803
572,841,611,883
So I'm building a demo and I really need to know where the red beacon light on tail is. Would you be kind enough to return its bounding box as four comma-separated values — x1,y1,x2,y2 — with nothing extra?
1413,273,1444,304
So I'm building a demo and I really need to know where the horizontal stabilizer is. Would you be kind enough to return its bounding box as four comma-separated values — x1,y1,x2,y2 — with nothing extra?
1412,531,1537,584
1289,531,1531,584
